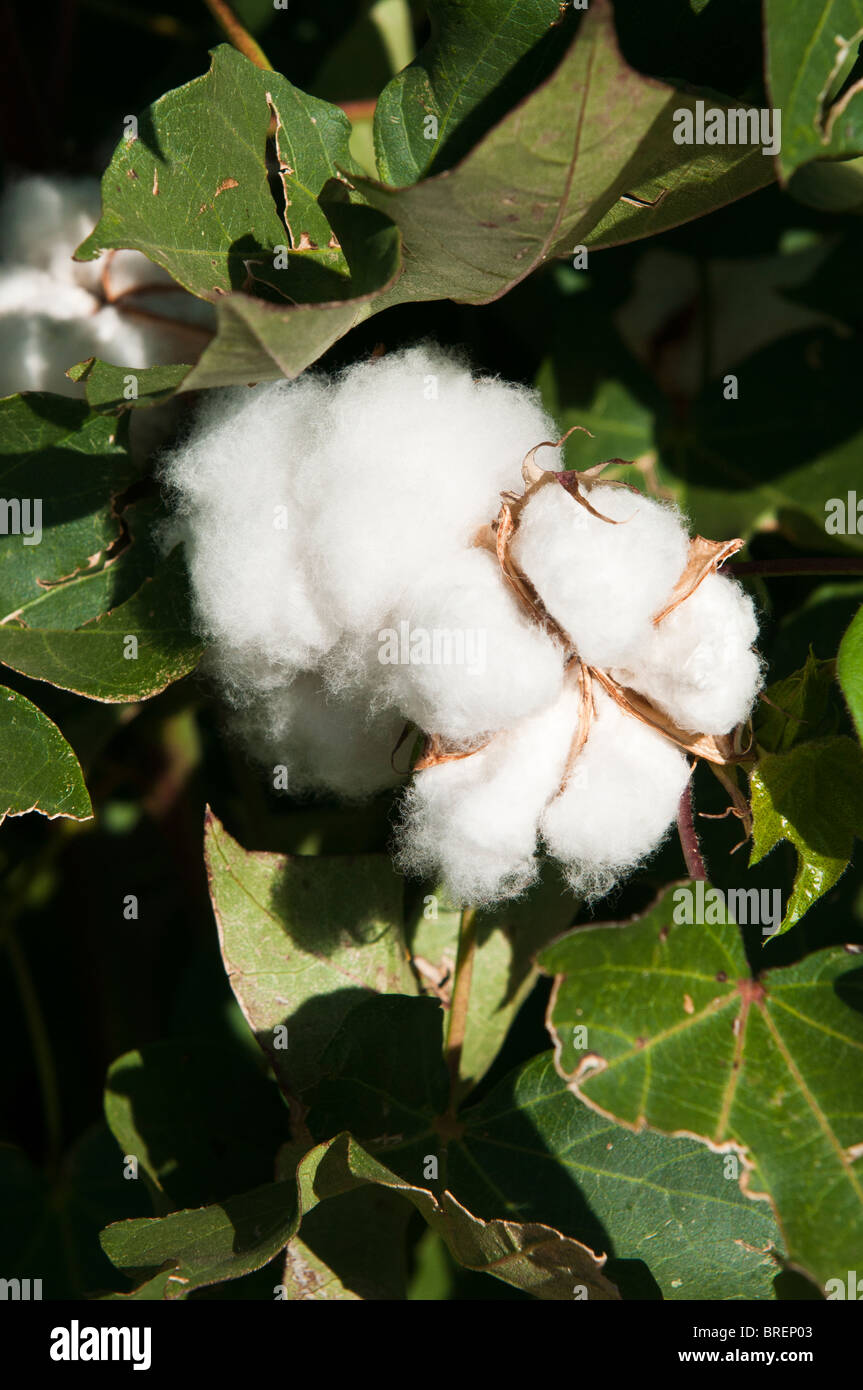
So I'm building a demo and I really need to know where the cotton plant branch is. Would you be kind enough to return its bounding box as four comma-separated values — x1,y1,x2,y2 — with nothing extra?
201,0,273,71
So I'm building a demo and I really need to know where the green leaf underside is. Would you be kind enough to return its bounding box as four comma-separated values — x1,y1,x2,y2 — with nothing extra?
0,687,91,822
749,736,863,932
359,0,772,309
539,884,863,1289
102,1132,620,1301
0,547,203,702
205,810,416,1095
68,359,191,412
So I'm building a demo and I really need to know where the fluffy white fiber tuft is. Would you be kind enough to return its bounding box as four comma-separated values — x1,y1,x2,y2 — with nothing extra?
0,174,208,396
540,688,692,901
512,481,690,667
612,572,763,734
395,679,585,906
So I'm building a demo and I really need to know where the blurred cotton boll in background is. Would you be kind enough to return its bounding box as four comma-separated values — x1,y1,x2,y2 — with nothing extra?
0,174,213,397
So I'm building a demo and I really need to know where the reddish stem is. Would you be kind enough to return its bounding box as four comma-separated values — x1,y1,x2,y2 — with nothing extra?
678,780,707,880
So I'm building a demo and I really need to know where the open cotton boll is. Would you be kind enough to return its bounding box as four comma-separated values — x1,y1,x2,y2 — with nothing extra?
0,175,103,293
613,572,762,734
291,345,559,634
373,547,564,742
230,671,405,799
541,688,691,901
160,378,341,676
511,482,690,667
396,679,585,905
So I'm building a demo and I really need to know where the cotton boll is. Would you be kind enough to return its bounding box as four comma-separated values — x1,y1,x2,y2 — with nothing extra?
160,378,340,677
396,679,585,905
612,572,762,734
372,547,564,742
0,175,103,293
292,344,559,634
511,481,690,667
232,670,405,799
541,688,691,901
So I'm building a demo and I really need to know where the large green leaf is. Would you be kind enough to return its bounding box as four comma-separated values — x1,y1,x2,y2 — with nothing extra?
765,0,863,184
749,736,863,934
68,360,192,414
77,45,358,299
0,548,203,702
838,605,863,741
373,0,573,185
0,687,91,823
359,0,771,308
539,884,863,1290
448,1053,782,1300
753,651,839,756
75,47,402,389
205,811,416,1096
0,394,136,627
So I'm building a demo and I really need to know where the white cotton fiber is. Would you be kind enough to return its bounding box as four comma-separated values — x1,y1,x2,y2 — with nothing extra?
286,345,558,636
161,374,339,681
396,678,586,905
0,174,208,396
511,481,690,667
231,670,405,799
540,688,691,901
612,572,762,734
372,547,564,743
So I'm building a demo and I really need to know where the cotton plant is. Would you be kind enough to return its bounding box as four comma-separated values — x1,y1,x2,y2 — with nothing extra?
163,343,762,906
0,174,211,397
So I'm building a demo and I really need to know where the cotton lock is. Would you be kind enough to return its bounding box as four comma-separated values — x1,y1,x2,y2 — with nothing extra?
163,344,763,906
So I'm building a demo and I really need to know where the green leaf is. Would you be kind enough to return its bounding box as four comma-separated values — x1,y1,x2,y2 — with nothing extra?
539,884,863,1290
291,1133,621,1302
68,360,191,413
838,604,863,740
447,1053,782,1300
0,394,136,626
104,1039,289,1212
749,736,863,933
373,0,573,185
406,872,578,1095
100,1178,298,1299
0,548,204,702
359,0,771,308
754,650,838,755
0,686,91,823
77,45,358,299
304,994,449,1182
765,0,863,184
204,811,416,1096
178,200,402,389
76,48,402,388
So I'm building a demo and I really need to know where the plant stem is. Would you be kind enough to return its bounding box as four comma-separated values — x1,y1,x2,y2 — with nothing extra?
4,927,62,1169
728,558,863,578
677,781,707,880
201,0,273,70
445,906,477,1107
